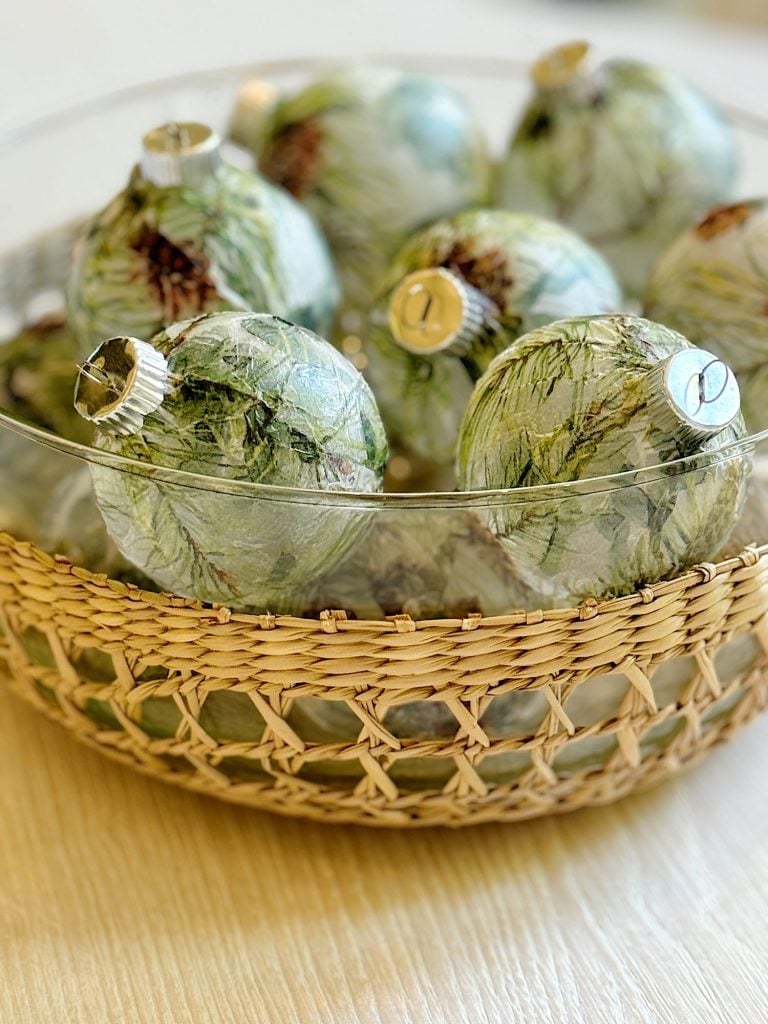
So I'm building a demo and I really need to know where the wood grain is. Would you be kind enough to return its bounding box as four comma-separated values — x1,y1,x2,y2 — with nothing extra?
2,692,768,1023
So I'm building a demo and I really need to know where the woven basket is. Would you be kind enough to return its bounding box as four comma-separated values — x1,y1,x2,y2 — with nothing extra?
3,531,768,827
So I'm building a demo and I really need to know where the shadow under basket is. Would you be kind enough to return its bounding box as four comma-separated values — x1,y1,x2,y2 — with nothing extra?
2,531,768,828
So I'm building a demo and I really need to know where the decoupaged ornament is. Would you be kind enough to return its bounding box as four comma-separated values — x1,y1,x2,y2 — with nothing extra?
74,311,388,611
311,506,540,620
234,65,492,315
457,314,749,605
644,199,768,431
41,467,148,583
67,122,339,355
0,316,149,580
497,41,737,295
0,314,90,544
0,314,88,442
365,208,622,467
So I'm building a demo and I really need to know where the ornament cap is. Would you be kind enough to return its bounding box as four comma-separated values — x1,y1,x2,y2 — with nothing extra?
140,122,222,187
645,348,741,451
75,336,169,437
531,40,594,91
230,79,280,150
387,268,496,357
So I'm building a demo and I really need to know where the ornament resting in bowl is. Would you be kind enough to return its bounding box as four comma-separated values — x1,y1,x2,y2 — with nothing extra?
364,208,622,468
41,466,149,584
0,314,87,442
497,41,737,295
236,65,492,316
67,122,340,355
74,311,387,611
457,314,749,605
0,314,91,544
311,506,541,620
644,199,768,432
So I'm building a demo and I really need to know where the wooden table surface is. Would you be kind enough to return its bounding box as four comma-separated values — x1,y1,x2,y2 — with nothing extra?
2,2,768,1022
2,690,768,1024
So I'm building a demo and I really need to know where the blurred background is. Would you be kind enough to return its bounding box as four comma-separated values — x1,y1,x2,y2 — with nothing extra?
1,0,766,137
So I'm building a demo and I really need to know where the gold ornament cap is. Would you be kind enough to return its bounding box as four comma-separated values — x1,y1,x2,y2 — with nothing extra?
230,79,280,150
645,348,741,451
531,40,594,91
140,122,222,187
387,268,496,357
75,336,170,437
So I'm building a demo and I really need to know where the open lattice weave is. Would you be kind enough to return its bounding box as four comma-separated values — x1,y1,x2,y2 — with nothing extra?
1,530,768,827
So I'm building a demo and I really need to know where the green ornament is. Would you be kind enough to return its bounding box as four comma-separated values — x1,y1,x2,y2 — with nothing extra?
41,467,150,584
312,507,539,620
457,314,748,605
0,315,148,578
0,315,90,544
644,200,768,431
248,66,491,314
75,311,387,611
0,314,88,442
497,42,737,295
365,208,622,467
67,122,340,356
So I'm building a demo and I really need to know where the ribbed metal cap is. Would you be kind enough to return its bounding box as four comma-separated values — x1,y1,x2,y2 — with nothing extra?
75,337,169,437
140,122,222,187
387,268,497,357
230,79,280,150
645,348,741,451
531,40,594,92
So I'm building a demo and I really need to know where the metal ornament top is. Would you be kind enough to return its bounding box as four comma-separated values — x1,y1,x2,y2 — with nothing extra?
531,40,594,90
647,348,741,451
75,336,169,437
140,122,223,187
387,268,496,357
230,79,280,151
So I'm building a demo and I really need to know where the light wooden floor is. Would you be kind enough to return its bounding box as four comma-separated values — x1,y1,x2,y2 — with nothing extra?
2,690,768,1024
704,0,768,24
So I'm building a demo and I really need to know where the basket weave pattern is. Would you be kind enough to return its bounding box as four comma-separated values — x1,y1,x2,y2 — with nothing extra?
2,532,768,826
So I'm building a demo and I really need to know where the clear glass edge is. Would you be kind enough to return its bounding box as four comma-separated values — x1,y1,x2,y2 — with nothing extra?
0,54,532,151
3,409,765,509
2,54,765,154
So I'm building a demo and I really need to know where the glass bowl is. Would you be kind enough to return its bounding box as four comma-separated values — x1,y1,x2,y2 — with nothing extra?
1,55,767,619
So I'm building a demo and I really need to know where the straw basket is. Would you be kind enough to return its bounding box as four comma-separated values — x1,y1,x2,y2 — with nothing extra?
3,531,767,827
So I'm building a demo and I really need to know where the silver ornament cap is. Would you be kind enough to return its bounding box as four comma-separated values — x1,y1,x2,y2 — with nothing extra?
140,122,222,187
387,268,497,357
531,40,594,91
230,79,280,150
645,348,741,451
75,336,170,437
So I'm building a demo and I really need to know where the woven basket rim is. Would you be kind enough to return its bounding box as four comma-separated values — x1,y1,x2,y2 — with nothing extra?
10,529,765,633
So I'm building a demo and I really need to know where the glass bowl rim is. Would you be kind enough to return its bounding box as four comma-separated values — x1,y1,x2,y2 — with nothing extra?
2,53,767,510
